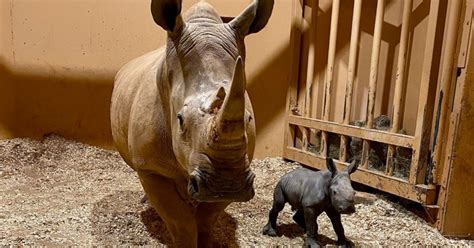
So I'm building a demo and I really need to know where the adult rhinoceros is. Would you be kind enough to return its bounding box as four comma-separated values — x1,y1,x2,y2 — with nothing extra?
110,0,273,246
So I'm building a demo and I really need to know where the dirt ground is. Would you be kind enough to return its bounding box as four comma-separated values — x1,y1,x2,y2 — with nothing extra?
1,135,472,247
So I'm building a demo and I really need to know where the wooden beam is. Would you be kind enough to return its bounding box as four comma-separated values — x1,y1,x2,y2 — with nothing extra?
322,0,340,121
340,0,363,162
288,115,414,148
366,0,385,129
284,147,437,204
390,0,413,134
430,0,463,184
302,0,319,151
386,0,413,176
284,0,304,150
437,0,472,234
362,0,385,168
436,66,465,233
321,0,340,157
297,2,312,150
410,0,441,185
457,2,473,68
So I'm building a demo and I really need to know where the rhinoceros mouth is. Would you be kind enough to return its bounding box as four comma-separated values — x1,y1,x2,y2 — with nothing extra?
187,168,255,202
338,205,356,215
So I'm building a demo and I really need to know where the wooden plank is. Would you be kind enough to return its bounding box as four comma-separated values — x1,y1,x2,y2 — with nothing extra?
320,0,340,158
457,2,473,68
437,0,474,236
284,0,304,149
322,0,340,121
366,0,386,129
303,0,318,117
362,0,385,168
410,0,441,185
297,3,311,119
430,0,463,184
436,67,466,235
302,0,319,151
340,0,363,162
284,147,437,204
390,0,413,133
288,115,414,148
297,3,312,150
386,0,413,176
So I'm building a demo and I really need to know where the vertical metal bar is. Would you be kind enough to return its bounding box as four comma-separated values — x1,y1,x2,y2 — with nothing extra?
303,0,319,151
321,0,340,157
361,0,384,168
340,0,363,162
409,0,440,184
386,0,413,176
430,0,463,184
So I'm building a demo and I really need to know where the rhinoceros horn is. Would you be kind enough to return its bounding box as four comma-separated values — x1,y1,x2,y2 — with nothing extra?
209,57,247,155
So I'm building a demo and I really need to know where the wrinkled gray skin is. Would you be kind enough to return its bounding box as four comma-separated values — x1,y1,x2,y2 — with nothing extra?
110,0,273,247
262,158,359,248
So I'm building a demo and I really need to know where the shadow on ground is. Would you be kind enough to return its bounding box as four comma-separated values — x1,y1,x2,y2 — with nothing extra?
90,190,239,246
90,190,163,245
278,223,338,246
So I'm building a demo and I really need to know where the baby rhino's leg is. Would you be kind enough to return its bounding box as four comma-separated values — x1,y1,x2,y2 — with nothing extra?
262,183,286,236
326,207,353,247
303,207,322,248
292,209,306,231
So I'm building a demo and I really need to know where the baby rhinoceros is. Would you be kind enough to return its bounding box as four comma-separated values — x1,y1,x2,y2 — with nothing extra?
262,158,359,247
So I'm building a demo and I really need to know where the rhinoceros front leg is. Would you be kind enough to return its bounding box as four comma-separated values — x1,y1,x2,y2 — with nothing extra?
303,207,322,248
137,170,198,247
326,207,353,247
195,202,230,248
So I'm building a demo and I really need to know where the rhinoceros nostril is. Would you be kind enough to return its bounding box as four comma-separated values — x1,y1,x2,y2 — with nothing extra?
190,177,199,194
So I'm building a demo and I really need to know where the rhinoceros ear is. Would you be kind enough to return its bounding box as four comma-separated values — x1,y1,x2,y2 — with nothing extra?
347,159,359,175
229,0,274,35
151,0,183,32
326,157,337,176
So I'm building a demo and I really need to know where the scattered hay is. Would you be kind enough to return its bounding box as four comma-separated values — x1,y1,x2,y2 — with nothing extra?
307,115,411,179
0,136,471,246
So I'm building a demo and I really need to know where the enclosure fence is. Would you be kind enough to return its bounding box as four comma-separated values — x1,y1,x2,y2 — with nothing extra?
284,0,469,207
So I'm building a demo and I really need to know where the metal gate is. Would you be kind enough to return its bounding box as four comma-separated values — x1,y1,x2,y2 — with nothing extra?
283,0,467,205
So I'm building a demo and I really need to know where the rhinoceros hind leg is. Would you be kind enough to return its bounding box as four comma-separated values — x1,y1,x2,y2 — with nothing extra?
137,170,197,248
293,209,306,231
262,184,286,236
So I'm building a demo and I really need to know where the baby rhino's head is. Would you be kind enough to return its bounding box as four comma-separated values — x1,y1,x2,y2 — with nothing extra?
326,158,359,214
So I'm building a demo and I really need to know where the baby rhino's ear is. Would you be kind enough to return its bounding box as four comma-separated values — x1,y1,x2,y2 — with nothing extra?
347,160,359,174
326,157,337,176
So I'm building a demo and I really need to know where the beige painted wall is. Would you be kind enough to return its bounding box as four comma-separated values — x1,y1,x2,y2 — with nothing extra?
0,0,293,158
